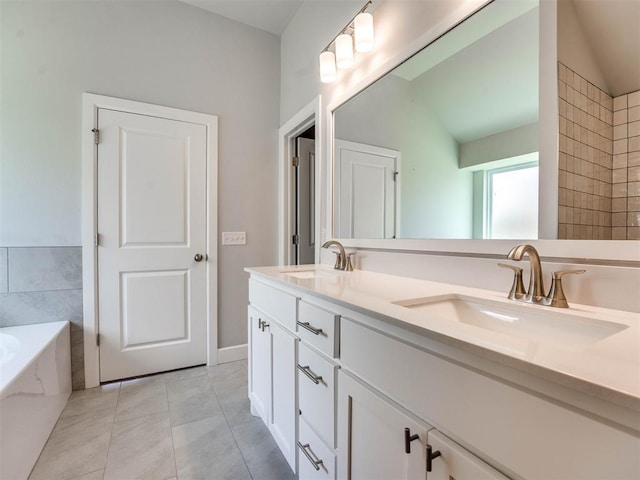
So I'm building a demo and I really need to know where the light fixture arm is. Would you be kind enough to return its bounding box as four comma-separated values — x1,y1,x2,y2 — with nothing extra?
321,0,372,53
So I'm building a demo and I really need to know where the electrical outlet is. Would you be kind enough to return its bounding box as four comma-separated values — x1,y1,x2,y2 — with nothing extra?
222,231,246,245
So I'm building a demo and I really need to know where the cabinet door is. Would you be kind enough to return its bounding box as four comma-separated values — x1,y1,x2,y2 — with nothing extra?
337,371,429,480
426,430,509,480
248,306,270,425
270,320,297,472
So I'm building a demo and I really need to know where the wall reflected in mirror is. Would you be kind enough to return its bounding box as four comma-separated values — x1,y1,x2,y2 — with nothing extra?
556,0,640,240
333,0,540,240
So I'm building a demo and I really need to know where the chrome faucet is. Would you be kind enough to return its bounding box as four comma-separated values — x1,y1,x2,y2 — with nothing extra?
504,244,585,308
321,240,354,271
507,244,545,303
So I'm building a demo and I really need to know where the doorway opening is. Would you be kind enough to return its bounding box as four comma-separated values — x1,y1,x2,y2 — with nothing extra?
293,126,316,265
278,97,321,266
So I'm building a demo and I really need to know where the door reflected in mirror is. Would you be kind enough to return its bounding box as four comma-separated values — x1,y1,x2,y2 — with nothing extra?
333,0,540,240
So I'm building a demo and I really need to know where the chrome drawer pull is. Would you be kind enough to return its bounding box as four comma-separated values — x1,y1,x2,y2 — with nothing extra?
297,442,323,471
297,321,323,335
297,364,323,385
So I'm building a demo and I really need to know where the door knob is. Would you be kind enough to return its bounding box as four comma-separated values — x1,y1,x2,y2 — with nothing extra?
194,253,204,262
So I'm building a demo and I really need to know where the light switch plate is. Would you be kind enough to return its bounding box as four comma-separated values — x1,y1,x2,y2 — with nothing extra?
222,231,246,245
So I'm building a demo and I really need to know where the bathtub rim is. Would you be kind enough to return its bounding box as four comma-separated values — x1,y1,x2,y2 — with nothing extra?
0,321,70,394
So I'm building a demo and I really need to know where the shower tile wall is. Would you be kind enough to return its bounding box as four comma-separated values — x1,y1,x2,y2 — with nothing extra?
558,62,640,240
612,91,640,240
558,62,613,240
0,247,84,389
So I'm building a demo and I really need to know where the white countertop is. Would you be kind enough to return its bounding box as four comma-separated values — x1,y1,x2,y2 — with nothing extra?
246,265,640,411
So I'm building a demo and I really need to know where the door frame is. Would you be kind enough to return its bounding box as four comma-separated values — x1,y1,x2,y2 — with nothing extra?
278,96,322,265
81,93,218,388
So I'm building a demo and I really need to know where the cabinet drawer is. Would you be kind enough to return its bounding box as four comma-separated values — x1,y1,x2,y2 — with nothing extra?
298,301,339,357
249,278,297,331
298,343,337,448
298,418,335,480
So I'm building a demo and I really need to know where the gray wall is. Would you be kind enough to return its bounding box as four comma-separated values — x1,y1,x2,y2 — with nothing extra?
0,0,281,385
335,74,472,238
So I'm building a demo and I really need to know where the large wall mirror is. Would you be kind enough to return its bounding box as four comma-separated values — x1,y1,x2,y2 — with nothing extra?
331,0,639,241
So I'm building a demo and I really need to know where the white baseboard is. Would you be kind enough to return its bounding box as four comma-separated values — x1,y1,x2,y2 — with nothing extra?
217,344,247,364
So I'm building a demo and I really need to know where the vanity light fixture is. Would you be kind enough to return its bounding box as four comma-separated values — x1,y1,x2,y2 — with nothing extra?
318,0,373,83
335,34,354,69
354,11,374,52
319,51,337,83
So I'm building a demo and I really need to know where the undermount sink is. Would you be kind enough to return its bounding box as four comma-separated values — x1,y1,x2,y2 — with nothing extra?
280,268,345,280
392,295,627,347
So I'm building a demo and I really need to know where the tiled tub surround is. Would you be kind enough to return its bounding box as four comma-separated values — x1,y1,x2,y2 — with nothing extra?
0,247,84,389
1,322,71,480
558,62,640,240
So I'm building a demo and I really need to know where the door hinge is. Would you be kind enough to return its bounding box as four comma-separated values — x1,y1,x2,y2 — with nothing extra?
393,171,399,182
292,234,299,245
96,333,101,346
95,233,100,247
292,156,299,167
91,128,100,145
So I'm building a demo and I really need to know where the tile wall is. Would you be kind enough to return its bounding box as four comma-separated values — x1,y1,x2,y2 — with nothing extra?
612,91,640,240
558,62,640,240
0,247,84,389
557,62,613,240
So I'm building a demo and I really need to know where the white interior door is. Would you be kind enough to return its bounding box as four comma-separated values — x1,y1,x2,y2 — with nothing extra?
334,140,399,239
295,137,315,264
97,108,208,382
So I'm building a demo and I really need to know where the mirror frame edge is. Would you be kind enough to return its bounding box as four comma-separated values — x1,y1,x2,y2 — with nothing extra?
321,0,640,261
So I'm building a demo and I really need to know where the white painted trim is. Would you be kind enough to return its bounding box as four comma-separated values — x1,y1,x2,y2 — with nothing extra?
320,0,640,265
81,93,218,388
217,344,248,364
278,96,322,266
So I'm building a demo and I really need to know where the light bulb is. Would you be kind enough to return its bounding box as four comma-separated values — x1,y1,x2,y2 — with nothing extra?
335,34,354,69
354,12,374,53
319,51,337,83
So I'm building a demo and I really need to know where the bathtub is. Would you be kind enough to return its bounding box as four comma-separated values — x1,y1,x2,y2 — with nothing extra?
0,321,72,480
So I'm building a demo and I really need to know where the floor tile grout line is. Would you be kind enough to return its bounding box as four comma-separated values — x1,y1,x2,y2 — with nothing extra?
205,362,258,479
101,381,122,480
166,380,180,480
66,468,105,480
218,381,256,480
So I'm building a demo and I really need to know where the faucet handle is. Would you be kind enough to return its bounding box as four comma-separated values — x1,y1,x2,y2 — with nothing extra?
546,269,586,308
331,251,344,270
497,263,526,300
345,252,356,272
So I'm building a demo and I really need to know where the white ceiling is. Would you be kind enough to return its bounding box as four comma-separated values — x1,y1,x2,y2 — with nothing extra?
572,0,640,97
393,3,539,144
178,0,303,36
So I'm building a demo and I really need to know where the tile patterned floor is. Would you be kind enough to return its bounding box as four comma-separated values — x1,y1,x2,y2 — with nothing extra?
29,360,296,480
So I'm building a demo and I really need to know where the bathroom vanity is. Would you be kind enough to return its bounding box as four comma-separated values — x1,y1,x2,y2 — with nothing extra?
246,265,639,479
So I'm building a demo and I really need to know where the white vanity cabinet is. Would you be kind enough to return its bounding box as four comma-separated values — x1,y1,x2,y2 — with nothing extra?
248,279,298,471
246,269,640,480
